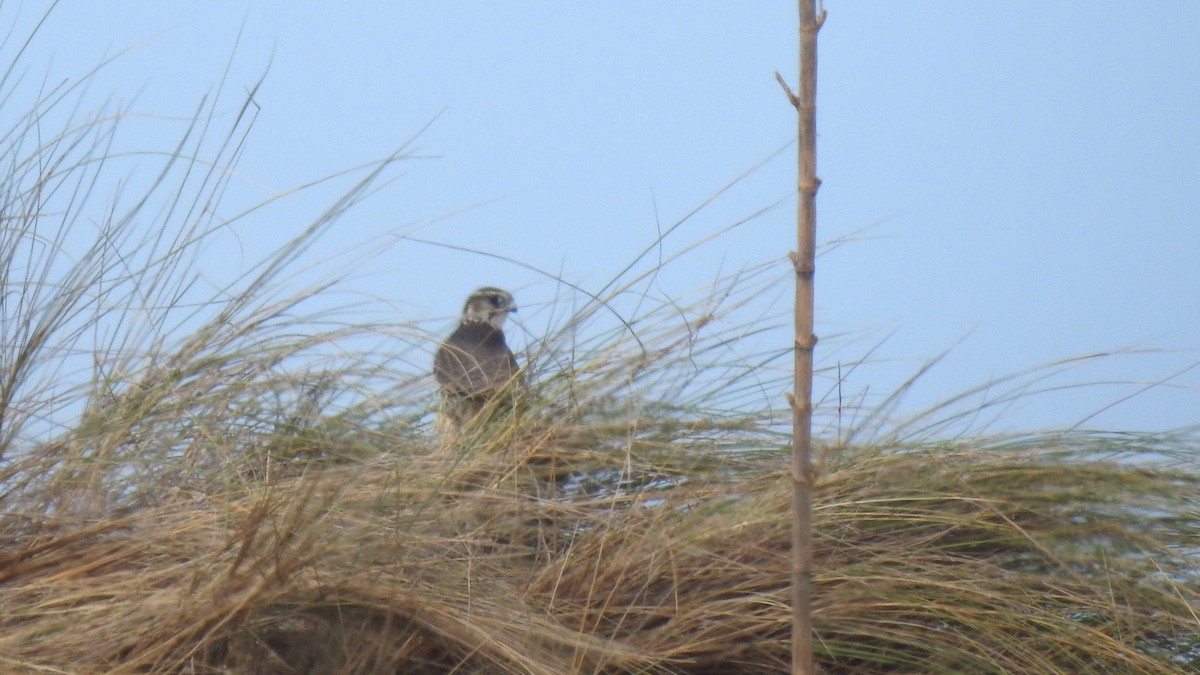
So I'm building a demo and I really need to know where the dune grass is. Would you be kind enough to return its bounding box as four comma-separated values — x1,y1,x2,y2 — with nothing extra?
3,408,1198,673
1,13,1199,675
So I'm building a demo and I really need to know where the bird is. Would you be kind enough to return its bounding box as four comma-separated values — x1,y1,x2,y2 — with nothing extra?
433,287,521,438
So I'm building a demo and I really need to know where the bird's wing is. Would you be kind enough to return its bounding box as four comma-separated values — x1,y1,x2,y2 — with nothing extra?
435,323,519,396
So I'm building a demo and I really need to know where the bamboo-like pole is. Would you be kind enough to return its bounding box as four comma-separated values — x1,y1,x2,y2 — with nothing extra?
776,2,824,673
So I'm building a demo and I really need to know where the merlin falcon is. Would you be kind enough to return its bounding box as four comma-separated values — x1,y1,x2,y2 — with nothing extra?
433,287,521,436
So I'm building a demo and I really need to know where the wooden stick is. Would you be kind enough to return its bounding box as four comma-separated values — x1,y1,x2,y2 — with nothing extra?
779,2,825,673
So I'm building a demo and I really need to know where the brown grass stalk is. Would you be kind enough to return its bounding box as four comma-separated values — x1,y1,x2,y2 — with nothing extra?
778,1,827,672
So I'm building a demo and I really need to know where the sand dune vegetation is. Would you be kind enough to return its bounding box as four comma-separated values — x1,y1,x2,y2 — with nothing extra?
4,358,1199,673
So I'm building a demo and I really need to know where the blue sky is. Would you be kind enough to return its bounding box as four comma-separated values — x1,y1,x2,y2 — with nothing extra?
11,2,1200,434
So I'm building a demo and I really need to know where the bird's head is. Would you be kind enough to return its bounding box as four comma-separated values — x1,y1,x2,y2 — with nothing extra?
462,287,517,329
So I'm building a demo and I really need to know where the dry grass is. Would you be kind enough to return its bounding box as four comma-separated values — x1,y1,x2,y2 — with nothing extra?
2,416,1198,674
1,8,1199,673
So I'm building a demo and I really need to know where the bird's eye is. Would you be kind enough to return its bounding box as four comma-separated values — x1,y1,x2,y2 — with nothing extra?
493,295,504,306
